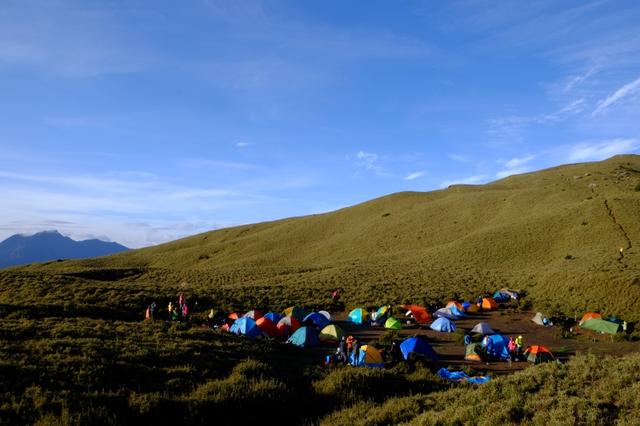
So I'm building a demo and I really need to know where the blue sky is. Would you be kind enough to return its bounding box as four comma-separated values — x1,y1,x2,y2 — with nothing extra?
1,0,639,248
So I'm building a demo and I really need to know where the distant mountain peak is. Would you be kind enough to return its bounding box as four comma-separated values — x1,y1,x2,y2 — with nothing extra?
0,230,129,269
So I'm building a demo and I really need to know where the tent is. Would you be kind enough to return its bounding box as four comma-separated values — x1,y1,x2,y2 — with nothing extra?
283,306,307,322
449,306,466,317
319,324,344,342
318,310,332,321
531,312,551,326
303,312,330,329
287,326,320,347
471,322,495,335
434,308,458,320
579,312,602,325
244,310,263,320
384,317,402,330
376,305,390,320
492,291,510,302
484,334,510,360
607,316,622,324
230,317,262,338
276,315,301,336
524,345,554,364
581,318,619,334
399,337,438,360
348,308,368,325
228,312,239,320
446,301,463,310
464,343,483,362
401,304,432,324
349,345,384,367
465,304,481,313
462,301,472,311
264,312,283,324
500,288,520,300
255,317,278,338
482,298,498,310
430,317,456,332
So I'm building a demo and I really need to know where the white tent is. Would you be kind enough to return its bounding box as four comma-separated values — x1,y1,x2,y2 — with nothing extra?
471,322,495,335
531,312,551,326
434,307,458,320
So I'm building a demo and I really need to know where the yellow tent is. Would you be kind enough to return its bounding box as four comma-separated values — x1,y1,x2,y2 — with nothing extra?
319,324,344,342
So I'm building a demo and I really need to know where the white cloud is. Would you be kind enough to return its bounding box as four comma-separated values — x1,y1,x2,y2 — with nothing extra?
354,150,390,176
236,142,251,147
441,174,489,188
356,150,378,164
184,159,257,170
495,167,530,179
504,155,535,169
567,139,639,162
448,154,470,162
404,171,425,181
592,76,640,116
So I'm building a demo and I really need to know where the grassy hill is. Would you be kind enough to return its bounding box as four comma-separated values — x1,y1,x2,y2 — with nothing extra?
3,154,640,321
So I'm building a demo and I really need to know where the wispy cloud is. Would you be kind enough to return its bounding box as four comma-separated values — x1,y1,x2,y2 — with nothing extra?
236,142,251,148
504,155,535,169
592,76,640,116
354,150,391,176
404,171,425,181
448,154,471,163
441,174,489,188
567,138,639,162
183,159,257,170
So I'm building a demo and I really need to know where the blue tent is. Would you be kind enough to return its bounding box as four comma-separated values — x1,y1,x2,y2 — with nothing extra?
399,337,438,360
230,317,262,338
430,317,456,332
287,326,320,347
449,306,466,317
484,334,510,360
348,308,367,325
303,312,330,329
462,301,472,311
493,291,510,302
264,312,283,324
349,345,384,368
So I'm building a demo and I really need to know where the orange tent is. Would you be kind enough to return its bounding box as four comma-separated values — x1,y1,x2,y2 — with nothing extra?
446,301,463,310
255,317,278,337
524,345,554,364
482,298,498,310
579,312,602,325
401,304,432,324
466,304,481,313
228,312,239,320
276,315,301,337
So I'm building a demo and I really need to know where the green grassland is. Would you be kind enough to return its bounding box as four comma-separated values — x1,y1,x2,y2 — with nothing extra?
1,155,640,424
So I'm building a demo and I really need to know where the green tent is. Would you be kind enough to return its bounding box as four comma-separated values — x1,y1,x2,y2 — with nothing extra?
384,317,402,330
581,318,619,334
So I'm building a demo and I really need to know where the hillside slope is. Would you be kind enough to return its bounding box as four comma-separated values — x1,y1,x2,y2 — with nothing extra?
8,155,640,320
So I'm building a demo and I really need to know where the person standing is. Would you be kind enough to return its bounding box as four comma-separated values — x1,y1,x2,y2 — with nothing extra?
351,339,360,365
515,335,524,360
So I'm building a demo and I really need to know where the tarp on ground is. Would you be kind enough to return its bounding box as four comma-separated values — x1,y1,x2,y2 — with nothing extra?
349,344,384,368
287,326,320,347
384,317,402,330
399,337,438,360
581,318,619,334
319,324,344,342
348,308,368,325
401,304,432,324
230,317,262,338
430,317,456,332
434,308,458,320
303,312,331,329
471,322,495,335
437,368,491,384
485,334,510,360
276,315,301,337
524,345,555,364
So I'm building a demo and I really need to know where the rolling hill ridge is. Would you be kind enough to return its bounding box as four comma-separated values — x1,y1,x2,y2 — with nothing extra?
6,155,640,320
